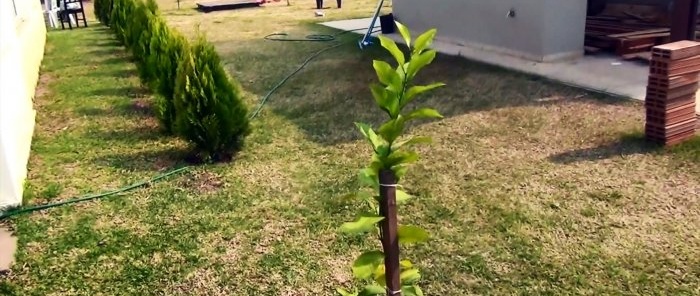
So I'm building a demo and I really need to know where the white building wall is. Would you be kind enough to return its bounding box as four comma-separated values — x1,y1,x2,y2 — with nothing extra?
0,0,46,210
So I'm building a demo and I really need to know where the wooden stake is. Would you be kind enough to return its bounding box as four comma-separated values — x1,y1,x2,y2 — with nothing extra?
379,169,401,296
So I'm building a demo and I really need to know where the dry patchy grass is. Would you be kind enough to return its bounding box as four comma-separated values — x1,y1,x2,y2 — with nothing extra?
1,1,698,295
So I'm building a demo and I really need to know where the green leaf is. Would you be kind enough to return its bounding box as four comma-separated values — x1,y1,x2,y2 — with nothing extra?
399,260,414,269
396,189,412,204
392,165,409,180
340,215,384,234
355,122,385,152
407,49,436,80
401,285,424,296
378,35,405,65
373,60,401,89
352,251,385,279
402,83,445,108
359,285,385,296
400,269,421,284
358,168,378,188
395,21,411,47
378,117,406,144
386,150,419,167
336,288,358,296
398,225,430,244
392,136,432,150
370,83,395,116
373,264,386,286
342,191,373,202
405,108,443,121
413,28,437,54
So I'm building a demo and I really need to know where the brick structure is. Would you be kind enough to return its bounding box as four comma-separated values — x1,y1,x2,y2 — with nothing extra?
646,41,700,146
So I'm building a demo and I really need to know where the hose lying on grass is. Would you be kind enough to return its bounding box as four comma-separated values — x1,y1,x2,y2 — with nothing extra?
1,27,380,220
249,27,380,119
0,167,189,220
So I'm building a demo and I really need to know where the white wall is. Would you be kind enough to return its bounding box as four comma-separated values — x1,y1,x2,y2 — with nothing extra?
393,0,587,62
0,0,46,210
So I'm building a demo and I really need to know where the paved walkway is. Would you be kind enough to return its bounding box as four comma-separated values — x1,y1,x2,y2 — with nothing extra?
322,17,700,115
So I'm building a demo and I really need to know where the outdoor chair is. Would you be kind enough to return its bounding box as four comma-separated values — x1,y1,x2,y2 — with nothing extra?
57,0,88,30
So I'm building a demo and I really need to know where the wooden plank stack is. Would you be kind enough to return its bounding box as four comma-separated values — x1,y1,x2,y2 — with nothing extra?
584,15,700,59
645,40,700,145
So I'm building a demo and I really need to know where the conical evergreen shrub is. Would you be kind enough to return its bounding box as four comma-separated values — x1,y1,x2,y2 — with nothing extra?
128,1,156,83
148,19,189,133
173,36,250,162
93,0,113,25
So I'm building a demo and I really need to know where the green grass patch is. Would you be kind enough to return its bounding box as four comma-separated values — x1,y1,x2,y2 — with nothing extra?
1,1,698,295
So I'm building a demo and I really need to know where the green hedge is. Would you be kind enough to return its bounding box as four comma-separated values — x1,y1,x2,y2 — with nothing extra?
93,0,251,162
173,37,251,162
149,18,188,133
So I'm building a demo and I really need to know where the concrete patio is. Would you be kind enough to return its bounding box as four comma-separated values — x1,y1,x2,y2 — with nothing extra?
322,18,700,115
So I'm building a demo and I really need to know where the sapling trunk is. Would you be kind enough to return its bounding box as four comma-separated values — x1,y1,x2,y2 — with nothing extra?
379,170,401,296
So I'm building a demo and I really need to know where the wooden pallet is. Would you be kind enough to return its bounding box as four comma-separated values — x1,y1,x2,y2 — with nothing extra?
197,0,262,12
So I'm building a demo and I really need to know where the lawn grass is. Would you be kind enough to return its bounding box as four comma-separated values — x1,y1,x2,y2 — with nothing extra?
1,1,699,295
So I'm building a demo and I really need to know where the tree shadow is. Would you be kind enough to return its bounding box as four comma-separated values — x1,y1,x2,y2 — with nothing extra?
93,147,189,172
94,56,131,66
89,86,148,98
84,125,164,143
87,68,136,78
75,97,154,119
548,132,661,164
90,39,122,47
230,34,624,146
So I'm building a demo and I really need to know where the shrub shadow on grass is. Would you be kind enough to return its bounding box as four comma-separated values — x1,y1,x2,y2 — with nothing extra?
228,35,628,146
548,132,660,164
85,126,165,143
93,147,189,172
89,86,149,98
93,56,131,66
87,68,137,79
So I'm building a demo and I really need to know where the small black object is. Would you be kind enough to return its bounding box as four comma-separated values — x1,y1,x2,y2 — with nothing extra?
316,0,342,9
379,13,395,34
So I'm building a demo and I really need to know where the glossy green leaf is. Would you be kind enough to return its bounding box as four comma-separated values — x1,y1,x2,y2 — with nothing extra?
370,83,394,116
373,60,401,89
378,117,406,144
358,168,378,188
355,122,384,152
342,190,373,202
378,35,405,65
392,165,409,180
407,50,436,80
398,225,430,244
401,285,424,296
396,189,412,204
402,83,445,107
413,28,437,55
405,108,443,121
386,150,419,167
358,285,385,296
340,215,384,234
400,269,421,284
352,251,385,279
373,264,386,286
400,260,414,269
395,21,411,47
392,136,432,150
336,288,358,296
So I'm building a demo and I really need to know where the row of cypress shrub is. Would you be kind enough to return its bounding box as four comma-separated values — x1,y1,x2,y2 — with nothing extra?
94,0,250,162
